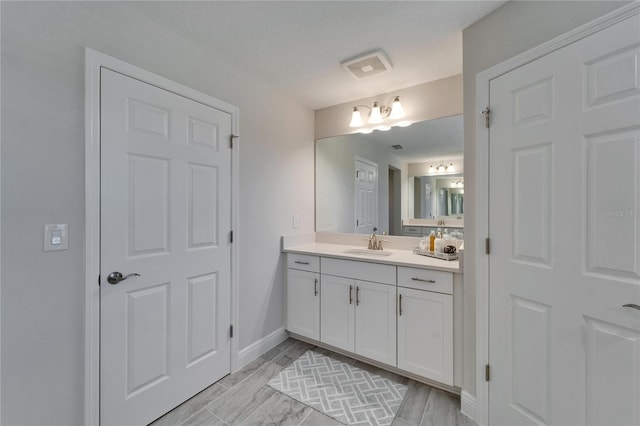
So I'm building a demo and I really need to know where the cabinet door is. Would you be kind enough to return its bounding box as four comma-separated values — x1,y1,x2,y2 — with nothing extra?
355,280,397,365
397,287,453,385
287,269,320,340
320,275,355,352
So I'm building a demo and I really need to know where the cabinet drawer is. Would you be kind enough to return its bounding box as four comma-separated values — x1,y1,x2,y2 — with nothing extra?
287,253,320,272
402,226,422,236
397,267,453,294
321,257,396,285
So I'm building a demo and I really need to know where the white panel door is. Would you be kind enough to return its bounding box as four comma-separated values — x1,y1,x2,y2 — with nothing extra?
320,275,355,352
100,69,232,426
355,158,378,233
489,15,640,425
355,280,396,365
397,287,453,385
286,269,320,340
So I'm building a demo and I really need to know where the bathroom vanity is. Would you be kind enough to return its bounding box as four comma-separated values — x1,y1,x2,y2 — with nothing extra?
282,233,464,393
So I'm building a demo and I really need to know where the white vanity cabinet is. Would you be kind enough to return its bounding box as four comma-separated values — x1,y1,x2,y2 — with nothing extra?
320,258,397,366
286,254,320,340
397,267,453,385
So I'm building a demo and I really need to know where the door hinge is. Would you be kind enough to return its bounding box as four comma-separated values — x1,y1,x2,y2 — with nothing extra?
485,364,491,381
230,230,234,243
482,107,491,128
230,325,234,338
230,134,239,149
485,238,491,255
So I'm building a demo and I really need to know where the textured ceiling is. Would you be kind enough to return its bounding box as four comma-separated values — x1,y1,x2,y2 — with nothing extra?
126,1,506,110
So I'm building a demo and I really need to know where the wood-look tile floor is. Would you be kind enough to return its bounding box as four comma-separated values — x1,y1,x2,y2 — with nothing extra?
150,338,475,426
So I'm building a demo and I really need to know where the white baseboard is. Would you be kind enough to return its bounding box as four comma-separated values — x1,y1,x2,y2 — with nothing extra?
236,327,288,371
461,391,477,424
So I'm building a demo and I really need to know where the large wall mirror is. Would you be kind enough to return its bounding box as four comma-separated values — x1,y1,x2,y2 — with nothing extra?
316,115,463,236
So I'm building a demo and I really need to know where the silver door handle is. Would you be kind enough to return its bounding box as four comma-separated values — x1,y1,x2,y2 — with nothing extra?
314,278,318,296
349,285,353,305
399,294,403,316
294,261,309,265
411,277,436,283
107,272,141,285
623,303,640,311
356,286,360,306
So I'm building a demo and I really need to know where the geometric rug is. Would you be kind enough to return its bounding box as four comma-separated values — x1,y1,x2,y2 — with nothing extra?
268,350,407,425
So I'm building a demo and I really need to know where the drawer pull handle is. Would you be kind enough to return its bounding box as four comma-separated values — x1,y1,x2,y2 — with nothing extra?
314,278,318,296
399,294,403,316
294,261,310,265
349,285,353,305
623,303,640,311
411,277,436,283
356,286,360,306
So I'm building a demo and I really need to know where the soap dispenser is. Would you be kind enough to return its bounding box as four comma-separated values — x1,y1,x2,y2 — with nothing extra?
429,230,436,252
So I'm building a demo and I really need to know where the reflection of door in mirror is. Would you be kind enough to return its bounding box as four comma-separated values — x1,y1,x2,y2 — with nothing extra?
354,157,378,234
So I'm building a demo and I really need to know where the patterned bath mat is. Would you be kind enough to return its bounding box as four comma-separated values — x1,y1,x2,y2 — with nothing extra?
268,350,407,425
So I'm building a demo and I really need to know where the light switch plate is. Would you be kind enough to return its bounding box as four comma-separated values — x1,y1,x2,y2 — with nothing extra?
292,215,299,229
44,224,68,251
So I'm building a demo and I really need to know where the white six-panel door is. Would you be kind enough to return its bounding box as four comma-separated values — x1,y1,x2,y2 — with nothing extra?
354,158,378,234
489,14,640,425
100,68,232,425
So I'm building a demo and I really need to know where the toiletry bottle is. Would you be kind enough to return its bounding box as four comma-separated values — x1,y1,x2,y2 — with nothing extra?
435,230,444,253
419,235,427,251
429,231,436,252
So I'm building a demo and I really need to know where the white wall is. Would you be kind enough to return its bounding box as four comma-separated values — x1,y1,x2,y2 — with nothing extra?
316,134,406,234
462,0,630,399
315,75,463,140
0,2,314,425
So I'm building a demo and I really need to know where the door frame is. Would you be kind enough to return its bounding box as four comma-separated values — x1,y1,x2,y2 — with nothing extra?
84,48,240,426
473,4,640,425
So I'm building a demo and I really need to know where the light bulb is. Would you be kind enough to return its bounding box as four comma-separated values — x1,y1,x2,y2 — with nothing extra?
389,96,406,119
360,128,373,134
395,121,412,127
448,163,455,172
429,165,435,174
376,125,391,131
349,107,364,127
368,101,383,124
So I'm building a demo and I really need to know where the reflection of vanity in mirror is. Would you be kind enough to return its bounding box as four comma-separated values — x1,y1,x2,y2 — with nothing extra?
316,115,463,237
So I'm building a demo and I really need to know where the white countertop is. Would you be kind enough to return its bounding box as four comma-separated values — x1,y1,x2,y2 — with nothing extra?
283,242,461,273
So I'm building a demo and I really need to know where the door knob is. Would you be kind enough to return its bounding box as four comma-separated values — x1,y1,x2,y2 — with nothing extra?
107,272,141,285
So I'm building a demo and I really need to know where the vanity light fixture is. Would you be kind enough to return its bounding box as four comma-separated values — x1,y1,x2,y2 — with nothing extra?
348,96,408,130
427,162,459,175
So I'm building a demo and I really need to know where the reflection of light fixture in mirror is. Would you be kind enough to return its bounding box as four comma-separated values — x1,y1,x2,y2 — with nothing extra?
437,164,446,173
359,128,373,134
429,165,435,173
348,96,407,130
447,163,455,172
376,125,391,131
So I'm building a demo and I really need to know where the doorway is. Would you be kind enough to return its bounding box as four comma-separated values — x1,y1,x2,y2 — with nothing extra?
84,50,239,426
478,10,640,425
388,166,401,235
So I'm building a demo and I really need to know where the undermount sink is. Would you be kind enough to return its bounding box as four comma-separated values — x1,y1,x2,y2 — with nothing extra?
343,249,393,257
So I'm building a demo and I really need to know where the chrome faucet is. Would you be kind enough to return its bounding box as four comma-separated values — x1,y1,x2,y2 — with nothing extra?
365,227,388,250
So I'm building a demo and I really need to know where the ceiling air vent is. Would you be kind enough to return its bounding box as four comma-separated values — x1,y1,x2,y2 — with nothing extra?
342,50,392,80
391,144,403,150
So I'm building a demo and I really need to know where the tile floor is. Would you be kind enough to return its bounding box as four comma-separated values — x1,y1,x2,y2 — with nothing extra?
151,338,474,426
